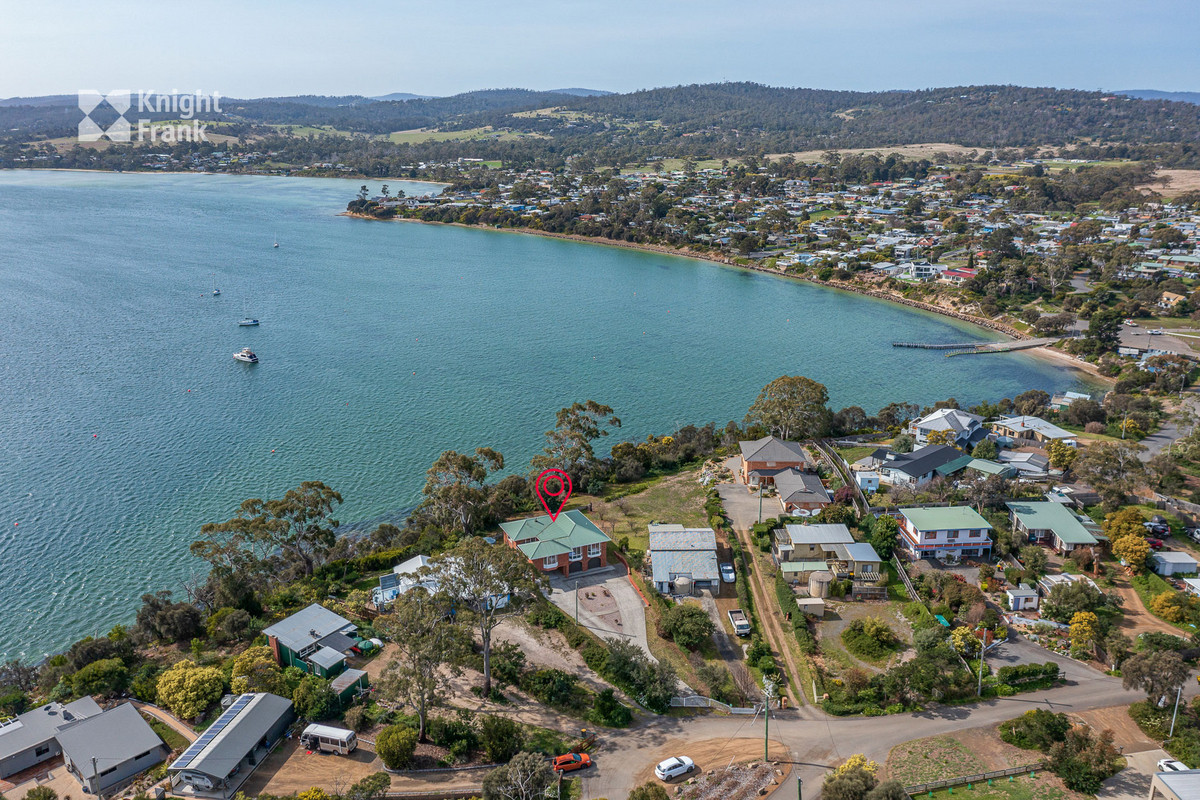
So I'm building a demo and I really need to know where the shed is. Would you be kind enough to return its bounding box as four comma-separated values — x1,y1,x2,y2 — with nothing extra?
1183,578,1200,598
854,471,880,493
1006,584,1040,611
329,668,368,703
1151,550,1198,576
794,597,825,618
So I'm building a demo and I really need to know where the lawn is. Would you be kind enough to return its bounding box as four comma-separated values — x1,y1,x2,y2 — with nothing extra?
384,126,536,144
143,714,189,751
835,445,875,465
570,467,710,552
920,774,1073,800
887,735,985,785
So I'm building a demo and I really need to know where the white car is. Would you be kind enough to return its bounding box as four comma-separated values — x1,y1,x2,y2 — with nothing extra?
655,756,696,781
1157,758,1188,772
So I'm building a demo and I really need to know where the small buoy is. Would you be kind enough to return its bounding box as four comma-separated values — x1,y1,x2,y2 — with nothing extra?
271,449,276,453
13,522,17,526
412,371,416,374
93,434,98,438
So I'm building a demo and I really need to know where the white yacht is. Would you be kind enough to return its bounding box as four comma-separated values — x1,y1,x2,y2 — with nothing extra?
233,348,258,363
239,318,260,326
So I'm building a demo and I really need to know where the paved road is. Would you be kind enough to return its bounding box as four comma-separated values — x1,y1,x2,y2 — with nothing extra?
580,670,1171,800
1138,388,1200,461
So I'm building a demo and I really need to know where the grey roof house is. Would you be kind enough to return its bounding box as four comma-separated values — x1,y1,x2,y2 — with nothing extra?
774,468,831,513
870,445,963,486
168,693,294,799
262,603,361,679
647,525,719,594
0,697,102,779
57,703,169,794
739,436,811,485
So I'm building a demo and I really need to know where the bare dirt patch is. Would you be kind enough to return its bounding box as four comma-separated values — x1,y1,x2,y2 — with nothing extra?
770,143,979,163
1139,169,1200,198
629,737,790,791
1071,706,1159,754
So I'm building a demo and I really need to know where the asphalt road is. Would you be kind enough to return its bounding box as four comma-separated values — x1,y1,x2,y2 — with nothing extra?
580,659,1187,800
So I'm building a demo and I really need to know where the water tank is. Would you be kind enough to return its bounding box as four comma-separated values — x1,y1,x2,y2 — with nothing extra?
674,576,694,596
808,571,834,598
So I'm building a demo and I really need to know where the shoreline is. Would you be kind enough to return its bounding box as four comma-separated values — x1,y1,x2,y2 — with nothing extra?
343,212,1112,384
3,166,454,189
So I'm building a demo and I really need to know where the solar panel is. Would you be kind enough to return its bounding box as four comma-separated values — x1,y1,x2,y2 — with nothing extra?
379,573,400,590
171,694,255,769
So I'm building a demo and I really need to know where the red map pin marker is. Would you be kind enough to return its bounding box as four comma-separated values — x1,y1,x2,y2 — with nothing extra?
535,468,573,521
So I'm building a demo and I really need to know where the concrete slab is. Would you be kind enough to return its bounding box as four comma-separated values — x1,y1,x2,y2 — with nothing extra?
549,564,655,662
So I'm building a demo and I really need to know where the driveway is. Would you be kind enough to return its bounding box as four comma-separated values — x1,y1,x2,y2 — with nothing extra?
1096,748,1170,800
985,634,1104,686
1139,388,1200,461
549,565,655,661
697,591,744,665
717,480,774,531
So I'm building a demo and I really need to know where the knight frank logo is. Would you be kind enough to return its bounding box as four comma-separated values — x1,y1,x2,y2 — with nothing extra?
77,90,222,143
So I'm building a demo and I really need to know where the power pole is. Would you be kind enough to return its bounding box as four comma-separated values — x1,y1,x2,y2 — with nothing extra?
1170,684,1184,738
762,676,776,761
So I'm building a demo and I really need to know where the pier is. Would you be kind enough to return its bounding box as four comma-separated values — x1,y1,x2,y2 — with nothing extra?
893,337,1067,356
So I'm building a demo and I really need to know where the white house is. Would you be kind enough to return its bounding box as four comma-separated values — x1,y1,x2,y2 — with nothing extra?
1007,584,1040,611
908,408,985,447
897,506,994,560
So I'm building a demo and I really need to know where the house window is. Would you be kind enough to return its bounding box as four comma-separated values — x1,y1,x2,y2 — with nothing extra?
569,547,583,562
924,532,936,540
35,744,51,757
587,543,602,557
948,530,959,540
543,555,558,569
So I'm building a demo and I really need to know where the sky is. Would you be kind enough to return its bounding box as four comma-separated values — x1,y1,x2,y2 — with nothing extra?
2,0,1198,99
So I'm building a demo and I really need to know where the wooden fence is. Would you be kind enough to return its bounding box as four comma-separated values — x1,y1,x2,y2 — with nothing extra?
904,763,1042,795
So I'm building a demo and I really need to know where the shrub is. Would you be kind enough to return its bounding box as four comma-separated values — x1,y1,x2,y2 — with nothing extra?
155,660,224,720
520,669,579,709
841,617,898,660
658,603,714,650
375,725,418,769
479,715,523,762
628,783,670,800
292,674,337,721
999,709,1071,750
343,705,367,732
427,714,477,753
588,688,633,727
70,657,127,698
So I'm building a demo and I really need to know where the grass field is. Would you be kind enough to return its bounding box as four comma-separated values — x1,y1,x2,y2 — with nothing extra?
384,126,537,144
570,468,710,552
887,735,985,785
143,714,189,751
920,774,1072,800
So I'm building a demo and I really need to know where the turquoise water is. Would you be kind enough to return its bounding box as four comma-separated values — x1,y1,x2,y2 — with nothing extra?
0,170,1099,660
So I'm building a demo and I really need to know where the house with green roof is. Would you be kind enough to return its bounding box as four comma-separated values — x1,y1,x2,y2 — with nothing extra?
500,510,610,576
1006,500,1099,553
898,506,993,560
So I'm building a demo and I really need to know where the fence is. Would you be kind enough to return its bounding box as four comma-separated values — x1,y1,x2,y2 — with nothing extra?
903,763,1043,795
892,555,917,601
670,695,770,715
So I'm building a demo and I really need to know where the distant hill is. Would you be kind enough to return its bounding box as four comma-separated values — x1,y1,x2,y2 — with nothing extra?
370,92,437,102
547,88,612,97
0,94,78,107
1116,89,1200,105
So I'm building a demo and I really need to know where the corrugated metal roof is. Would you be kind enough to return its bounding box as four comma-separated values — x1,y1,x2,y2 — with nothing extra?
261,604,354,654
781,523,853,545
169,693,293,779
651,549,719,584
648,528,716,552
1006,501,1098,545
55,704,165,780
900,506,992,531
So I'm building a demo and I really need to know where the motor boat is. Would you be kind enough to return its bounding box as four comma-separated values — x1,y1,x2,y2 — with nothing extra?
233,348,258,363
238,318,260,326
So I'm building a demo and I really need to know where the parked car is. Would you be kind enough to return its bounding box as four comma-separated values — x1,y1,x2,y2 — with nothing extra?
655,756,696,781
720,563,737,583
1146,538,1165,550
1188,528,1200,544
1144,521,1170,536
1157,758,1188,772
552,753,592,772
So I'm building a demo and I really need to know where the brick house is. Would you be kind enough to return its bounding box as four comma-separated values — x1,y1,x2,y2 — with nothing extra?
738,436,811,486
500,510,610,576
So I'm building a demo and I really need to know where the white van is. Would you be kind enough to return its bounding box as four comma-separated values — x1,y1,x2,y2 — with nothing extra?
301,723,358,755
